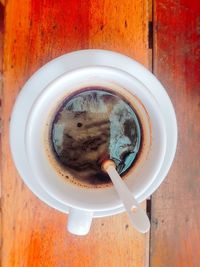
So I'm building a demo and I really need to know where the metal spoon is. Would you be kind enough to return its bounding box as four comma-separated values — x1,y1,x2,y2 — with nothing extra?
102,160,150,233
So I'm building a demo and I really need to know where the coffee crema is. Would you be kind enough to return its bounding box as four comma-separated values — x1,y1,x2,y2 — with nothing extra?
49,87,141,188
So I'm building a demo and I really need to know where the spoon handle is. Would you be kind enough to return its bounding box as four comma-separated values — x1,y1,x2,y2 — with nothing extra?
103,160,150,233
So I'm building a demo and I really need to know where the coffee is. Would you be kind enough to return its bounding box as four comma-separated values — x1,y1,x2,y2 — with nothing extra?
49,87,141,187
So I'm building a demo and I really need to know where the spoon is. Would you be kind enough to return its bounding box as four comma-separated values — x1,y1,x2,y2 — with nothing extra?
102,160,150,233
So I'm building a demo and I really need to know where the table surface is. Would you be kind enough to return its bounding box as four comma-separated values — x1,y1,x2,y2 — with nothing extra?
1,0,200,266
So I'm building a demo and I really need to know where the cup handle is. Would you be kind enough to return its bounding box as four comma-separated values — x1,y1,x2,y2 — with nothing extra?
67,207,93,235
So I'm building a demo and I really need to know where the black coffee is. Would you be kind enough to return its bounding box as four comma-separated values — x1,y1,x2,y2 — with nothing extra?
50,87,141,187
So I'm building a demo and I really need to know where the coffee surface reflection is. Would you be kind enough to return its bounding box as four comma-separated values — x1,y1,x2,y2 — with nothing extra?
51,88,141,187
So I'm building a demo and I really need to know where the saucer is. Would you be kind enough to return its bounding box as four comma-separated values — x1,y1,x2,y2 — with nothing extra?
10,50,177,218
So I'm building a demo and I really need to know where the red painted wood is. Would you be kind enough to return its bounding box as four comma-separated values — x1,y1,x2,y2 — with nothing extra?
151,1,200,266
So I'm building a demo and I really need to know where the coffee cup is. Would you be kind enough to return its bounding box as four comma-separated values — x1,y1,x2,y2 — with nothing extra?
24,65,166,235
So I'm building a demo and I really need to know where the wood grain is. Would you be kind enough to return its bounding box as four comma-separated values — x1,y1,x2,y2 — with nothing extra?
0,0,4,7
2,0,149,266
0,3,4,167
0,4,4,265
151,1,200,267
89,0,148,65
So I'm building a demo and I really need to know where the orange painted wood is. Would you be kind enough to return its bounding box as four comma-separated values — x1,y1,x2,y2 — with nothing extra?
0,0,4,7
2,0,149,266
151,1,200,267
0,3,4,262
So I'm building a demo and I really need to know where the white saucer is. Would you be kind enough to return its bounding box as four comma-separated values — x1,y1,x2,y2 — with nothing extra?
10,50,177,218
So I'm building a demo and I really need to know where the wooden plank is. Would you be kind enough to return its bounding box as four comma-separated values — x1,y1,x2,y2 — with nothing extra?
0,2,4,262
0,0,5,7
151,1,200,266
0,3,4,171
2,0,149,266
89,0,149,66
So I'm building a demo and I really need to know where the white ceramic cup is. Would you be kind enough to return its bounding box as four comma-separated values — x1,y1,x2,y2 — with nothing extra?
24,65,166,235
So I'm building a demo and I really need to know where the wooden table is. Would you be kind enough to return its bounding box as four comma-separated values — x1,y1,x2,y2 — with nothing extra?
1,1,200,266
